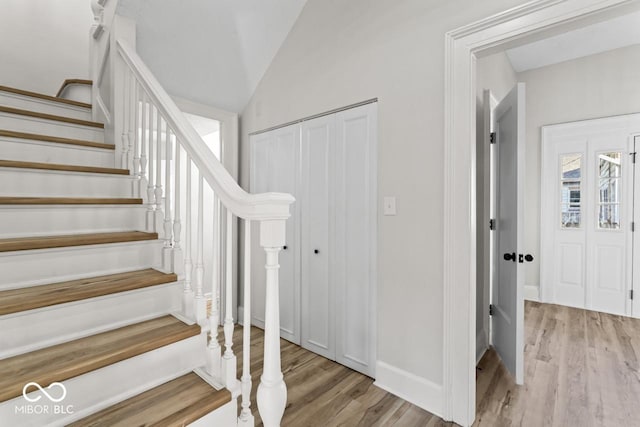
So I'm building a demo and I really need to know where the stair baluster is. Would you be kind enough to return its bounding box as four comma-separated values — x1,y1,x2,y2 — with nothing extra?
194,173,206,324
239,219,255,426
173,140,185,278
142,95,153,228
207,194,222,381
162,127,173,272
138,93,152,206
128,71,136,174
223,208,237,389
155,112,164,235
120,70,130,169
183,155,194,318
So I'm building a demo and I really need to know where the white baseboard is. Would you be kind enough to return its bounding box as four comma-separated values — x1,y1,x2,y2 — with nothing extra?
373,361,442,418
476,329,488,364
525,284,540,302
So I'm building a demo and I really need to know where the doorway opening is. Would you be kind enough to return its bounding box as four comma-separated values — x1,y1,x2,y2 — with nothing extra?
443,1,640,425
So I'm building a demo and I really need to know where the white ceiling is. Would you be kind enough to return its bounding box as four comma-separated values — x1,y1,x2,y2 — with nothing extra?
506,11,640,72
118,0,308,112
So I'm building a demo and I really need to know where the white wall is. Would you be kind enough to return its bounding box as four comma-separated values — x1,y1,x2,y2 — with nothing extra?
0,0,91,95
475,52,518,361
519,44,640,297
239,0,531,398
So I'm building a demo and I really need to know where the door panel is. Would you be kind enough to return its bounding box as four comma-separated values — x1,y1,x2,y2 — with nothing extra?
249,126,301,344
541,118,636,317
334,103,377,377
300,115,335,360
492,83,525,384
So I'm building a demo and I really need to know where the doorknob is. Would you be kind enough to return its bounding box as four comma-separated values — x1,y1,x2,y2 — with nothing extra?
314,249,319,254
503,252,516,262
283,245,287,250
524,254,534,262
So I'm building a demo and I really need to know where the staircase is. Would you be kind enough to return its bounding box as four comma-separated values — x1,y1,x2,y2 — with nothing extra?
0,7,294,427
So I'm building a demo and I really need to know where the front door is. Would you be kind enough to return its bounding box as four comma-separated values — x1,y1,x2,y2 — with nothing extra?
492,83,526,384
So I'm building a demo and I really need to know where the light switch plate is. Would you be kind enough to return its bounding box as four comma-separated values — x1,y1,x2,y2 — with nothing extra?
383,196,396,216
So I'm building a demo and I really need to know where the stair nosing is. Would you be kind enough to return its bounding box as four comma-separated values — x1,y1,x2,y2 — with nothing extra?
0,231,157,253
0,106,104,129
0,269,178,316
0,129,114,150
0,159,129,175
0,84,92,109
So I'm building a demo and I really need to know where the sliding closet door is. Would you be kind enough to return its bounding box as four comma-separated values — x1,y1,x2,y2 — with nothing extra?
334,103,377,377
300,115,336,360
249,125,301,344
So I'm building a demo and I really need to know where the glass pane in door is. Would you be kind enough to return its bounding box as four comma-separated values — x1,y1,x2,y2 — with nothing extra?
597,152,622,230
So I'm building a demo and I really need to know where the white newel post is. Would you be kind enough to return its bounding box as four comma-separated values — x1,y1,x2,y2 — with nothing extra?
257,220,288,427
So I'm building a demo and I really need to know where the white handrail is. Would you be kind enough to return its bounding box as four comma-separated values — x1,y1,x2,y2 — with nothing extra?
116,39,294,221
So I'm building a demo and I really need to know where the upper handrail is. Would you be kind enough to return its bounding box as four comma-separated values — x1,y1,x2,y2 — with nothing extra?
116,39,294,221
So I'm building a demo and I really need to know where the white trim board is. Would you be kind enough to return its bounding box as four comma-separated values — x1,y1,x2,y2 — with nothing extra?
373,361,443,419
524,285,540,302
442,1,640,426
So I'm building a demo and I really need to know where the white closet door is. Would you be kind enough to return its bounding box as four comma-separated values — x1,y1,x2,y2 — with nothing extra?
300,115,335,360
334,103,377,377
249,125,301,344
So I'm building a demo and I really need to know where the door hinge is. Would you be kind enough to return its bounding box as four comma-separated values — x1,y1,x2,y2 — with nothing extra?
489,219,496,231
632,221,635,232
631,290,634,300
631,152,637,164
490,132,496,144
489,304,494,316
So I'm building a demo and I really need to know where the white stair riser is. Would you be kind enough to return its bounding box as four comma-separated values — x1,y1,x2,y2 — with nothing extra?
0,241,163,290
0,282,181,359
59,84,92,105
189,400,237,427
0,137,115,168
0,113,104,142
0,92,92,121
0,333,205,427
0,169,135,198
0,206,146,238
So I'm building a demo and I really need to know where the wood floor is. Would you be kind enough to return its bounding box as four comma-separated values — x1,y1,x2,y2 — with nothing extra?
475,301,640,427
241,301,640,426
234,326,449,427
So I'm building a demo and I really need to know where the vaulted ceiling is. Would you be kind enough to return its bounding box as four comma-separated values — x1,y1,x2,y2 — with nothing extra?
118,0,308,112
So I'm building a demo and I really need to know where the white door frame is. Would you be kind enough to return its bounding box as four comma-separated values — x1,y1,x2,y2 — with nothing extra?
442,0,640,425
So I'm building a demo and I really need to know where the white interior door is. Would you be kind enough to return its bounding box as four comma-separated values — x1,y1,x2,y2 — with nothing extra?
300,115,335,360
541,115,640,317
249,125,301,344
334,103,377,377
492,83,525,385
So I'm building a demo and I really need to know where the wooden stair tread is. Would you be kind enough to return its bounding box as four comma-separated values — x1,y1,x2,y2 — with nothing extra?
0,106,103,129
0,129,114,150
68,372,231,427
56,79,92,98
0,316,200,403
0,231,156,252
0,197,142,205
0,84,92,109
0,159,128,175
0,269,177,316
